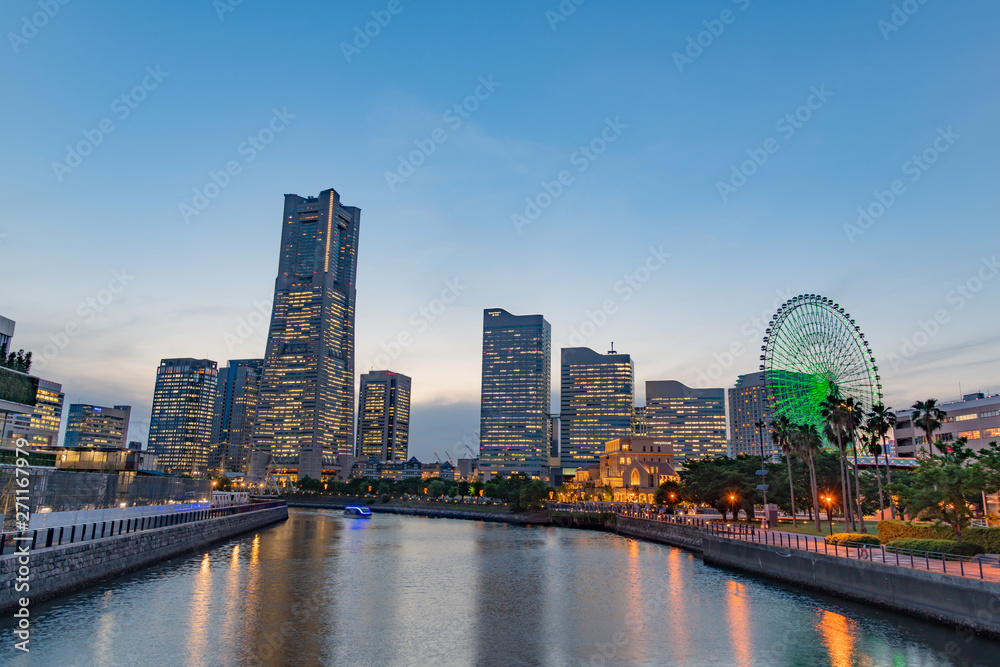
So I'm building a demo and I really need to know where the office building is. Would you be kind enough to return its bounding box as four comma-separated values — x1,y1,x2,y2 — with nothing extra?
728,372,777,458
560,346,634,474
148,358,218,475
632,406,647,436
211,359,264,473
356,370,411,462
0,377,64,448
253,188,361,482
479,308,551,481
64,404,132,448
646,380,727,465
895,392,1000,456
0,316,13,353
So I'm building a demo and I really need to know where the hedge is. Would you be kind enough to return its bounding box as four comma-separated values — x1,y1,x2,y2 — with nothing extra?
825,532,881,546
886,538,984,557
878,520,1000,553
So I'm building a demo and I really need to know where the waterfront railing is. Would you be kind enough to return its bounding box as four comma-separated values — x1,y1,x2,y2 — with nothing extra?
0,501,285,556
548,502,995,581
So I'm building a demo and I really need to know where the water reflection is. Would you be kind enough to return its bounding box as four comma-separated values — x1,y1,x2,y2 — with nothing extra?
819,609,858,667
2,509,1000,666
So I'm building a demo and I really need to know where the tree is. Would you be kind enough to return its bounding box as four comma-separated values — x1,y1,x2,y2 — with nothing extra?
791,423,824,531
890,438,999,541
821,392,856,531
912,399,946,453
0,342,32,373
653,479,681,510
679,456,758,521
866,402,897,518
298,475,323,492
771,415,798,527
213,474,233,492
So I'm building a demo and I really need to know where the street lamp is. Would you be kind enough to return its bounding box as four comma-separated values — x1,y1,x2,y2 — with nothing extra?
824,496,834,535
729,493,737,522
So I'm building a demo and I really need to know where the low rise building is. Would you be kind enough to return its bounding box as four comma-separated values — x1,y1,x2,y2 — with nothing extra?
598,437,678,503
895,393,1000,456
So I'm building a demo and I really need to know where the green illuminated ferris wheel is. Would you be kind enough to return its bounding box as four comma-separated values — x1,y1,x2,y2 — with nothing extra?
760,294,882,436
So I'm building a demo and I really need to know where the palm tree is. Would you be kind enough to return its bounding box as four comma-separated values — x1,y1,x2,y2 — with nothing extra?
866,403,897,518
821,391,855,531
912,399,946,453
843,396,868,533
771,415,798,527
791,422,823,532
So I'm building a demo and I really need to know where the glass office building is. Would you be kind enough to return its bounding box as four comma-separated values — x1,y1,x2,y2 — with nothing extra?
560,346,634,475
480,308,551,480
727,372,777,458
253,188,361,482
646,380,727,465
65,404,132,449
148,358,218,475
357,370,411,462
211,359,263,473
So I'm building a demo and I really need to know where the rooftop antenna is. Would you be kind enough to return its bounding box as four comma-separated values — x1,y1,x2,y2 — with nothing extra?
609,342,616,354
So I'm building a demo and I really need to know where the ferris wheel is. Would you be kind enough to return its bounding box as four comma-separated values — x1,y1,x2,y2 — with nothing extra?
760,294,882,435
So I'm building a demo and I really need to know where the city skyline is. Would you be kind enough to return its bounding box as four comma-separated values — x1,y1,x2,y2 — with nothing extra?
2,3,998,462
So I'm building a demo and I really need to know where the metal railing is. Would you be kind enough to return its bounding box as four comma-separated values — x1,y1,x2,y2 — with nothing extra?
0,501,285,556
547,502,994,581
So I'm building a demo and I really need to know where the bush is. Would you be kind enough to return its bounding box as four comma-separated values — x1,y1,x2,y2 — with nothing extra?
878,520,1000,553
826,532,881,546
886,538,985,557
877,520,954,543
962,527,1000,554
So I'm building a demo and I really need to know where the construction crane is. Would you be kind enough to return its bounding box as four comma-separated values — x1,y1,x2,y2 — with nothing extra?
444,451,453,464
433,452,442,463
463,444,477,459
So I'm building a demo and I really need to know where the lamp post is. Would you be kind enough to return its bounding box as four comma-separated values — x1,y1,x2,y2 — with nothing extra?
729,493,737,523
755,419,769,529
824,496,834,535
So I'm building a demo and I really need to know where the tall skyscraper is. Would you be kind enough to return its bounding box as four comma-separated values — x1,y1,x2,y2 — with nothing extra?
253,188,361,482
480,308,551,480
728,372,776,458
356,370,411,462
211,359,264,473
148,358,218,475
646,380,727,465
560,346,634,474
65,404,131,448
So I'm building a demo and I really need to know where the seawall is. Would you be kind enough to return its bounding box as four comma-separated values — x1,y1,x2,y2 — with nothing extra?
702,535,1000,637
0,504,288,613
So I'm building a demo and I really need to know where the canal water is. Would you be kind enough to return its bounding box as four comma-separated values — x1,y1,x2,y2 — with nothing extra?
3,508,1000,666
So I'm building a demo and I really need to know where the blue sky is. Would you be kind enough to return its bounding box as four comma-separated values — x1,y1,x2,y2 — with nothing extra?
2,1,998,459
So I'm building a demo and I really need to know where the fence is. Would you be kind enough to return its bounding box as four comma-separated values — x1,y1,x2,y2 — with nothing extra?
548,502,994,582
0,501,285,556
